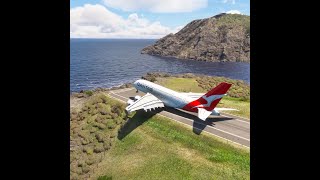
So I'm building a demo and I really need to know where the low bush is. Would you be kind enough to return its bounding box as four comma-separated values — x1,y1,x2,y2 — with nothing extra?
95,132,105,142
82,165,90,174
86,156,97,165
103,141,111,150
83,146,94,155
70,93,127,179
94,143,105,153
77,160,85,167
97,175,113,180
84,90,93,96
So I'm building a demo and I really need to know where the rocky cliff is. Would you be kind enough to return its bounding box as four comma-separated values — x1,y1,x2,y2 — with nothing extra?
141,13,250,62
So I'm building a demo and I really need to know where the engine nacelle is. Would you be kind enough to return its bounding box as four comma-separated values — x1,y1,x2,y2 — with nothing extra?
134,95,141,101
127,99,134,105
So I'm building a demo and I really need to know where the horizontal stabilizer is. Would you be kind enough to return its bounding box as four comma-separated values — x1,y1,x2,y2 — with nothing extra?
198,108,212,121
215,108,239,111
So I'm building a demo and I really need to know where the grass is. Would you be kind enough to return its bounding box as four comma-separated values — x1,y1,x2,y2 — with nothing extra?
93,112,249,180
215,14,250,36
156,77,204,92
156,76,250,119
219,98,250,118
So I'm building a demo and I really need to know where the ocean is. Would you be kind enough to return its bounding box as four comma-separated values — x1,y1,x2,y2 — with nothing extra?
70,39,250,92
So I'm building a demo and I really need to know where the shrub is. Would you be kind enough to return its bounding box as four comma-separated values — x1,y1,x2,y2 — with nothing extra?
93,122,106,130
70,153,79,162
71,109,78,114
82,165,90,174
149,76,157,82
83,146,93,155
78,160,85,167
163,73,170,77
107,121,116,129
85,156,97,165
81,138,90,145
88,126,97,133
99,108,108,115
70,173,78,180
102,119,111,125
103,141,111,150
78,130,90,139
73,167,83,175
111,113,118,119
101,95,108,103
95,115,103,123
95,132,105,142
82,105,89,111
109,132,116,139
84,90,93,96
94,143,104,153
115,118,122,125
98,175,113,180
88,108,98,115
92,96,104,104
70,123,78,130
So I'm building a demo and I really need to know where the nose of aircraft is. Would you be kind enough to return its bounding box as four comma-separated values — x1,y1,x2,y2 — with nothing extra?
133,79,141,88
133,80,138,88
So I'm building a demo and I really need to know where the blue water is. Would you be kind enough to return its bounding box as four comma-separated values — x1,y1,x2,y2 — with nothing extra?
70,39,250,92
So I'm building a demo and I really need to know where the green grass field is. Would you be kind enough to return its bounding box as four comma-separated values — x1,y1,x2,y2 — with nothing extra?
156,77,250,119
94,111,250,180
156,77,204,93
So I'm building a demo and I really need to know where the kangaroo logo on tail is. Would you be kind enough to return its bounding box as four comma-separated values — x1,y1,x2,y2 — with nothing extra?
182,82,232,112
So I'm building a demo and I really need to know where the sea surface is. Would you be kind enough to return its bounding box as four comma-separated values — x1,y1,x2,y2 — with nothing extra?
70,39,250,92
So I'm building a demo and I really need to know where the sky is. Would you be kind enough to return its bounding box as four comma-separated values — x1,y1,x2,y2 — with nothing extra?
70,0,250,39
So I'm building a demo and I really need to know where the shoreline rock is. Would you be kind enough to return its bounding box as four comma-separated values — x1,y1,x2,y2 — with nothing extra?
141,13,250,62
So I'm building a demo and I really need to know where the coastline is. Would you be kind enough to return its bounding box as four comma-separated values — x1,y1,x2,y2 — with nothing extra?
70,72,250,96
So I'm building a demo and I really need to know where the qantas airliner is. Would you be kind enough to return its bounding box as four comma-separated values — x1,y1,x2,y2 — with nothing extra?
125,79,237,121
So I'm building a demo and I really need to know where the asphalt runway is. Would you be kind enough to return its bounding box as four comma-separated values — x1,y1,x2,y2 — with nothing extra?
108,88,250,148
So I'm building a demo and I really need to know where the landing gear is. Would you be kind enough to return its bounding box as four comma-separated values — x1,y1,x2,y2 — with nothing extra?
136,89,139,93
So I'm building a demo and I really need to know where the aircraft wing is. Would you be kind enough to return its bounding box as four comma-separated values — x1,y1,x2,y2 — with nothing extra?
125,93,164,113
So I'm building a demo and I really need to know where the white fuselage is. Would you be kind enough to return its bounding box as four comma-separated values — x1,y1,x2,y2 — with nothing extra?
133,79,191,108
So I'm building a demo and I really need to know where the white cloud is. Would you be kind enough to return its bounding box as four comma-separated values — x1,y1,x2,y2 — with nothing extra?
70,4,182,38
226,10,242,14
103,0,208,13
222,0,236,5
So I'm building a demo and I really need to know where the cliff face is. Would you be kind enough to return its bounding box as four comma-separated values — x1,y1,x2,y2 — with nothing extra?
141,13,250,62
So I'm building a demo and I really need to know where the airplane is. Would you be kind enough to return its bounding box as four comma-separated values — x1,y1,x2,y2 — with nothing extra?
125,79,238,121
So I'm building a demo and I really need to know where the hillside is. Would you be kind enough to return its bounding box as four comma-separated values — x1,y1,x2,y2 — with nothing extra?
141,13,250,62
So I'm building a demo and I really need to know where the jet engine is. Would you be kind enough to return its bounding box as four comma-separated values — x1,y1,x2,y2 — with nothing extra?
127,99,134,106
127,95,141,106
134,95,141,101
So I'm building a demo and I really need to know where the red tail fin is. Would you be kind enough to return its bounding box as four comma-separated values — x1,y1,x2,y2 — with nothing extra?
183,82,232,112
204,82,232,97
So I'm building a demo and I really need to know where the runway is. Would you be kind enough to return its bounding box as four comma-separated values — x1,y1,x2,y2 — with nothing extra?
107,88,250,148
